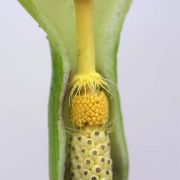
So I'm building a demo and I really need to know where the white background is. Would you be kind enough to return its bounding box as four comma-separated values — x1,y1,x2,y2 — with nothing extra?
0,0,179,180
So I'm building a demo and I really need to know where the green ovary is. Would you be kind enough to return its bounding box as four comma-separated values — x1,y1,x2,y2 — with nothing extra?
69,126,113,180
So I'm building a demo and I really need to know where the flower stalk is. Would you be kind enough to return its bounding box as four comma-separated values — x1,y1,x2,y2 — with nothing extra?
71,0,109,96
75,0,95,75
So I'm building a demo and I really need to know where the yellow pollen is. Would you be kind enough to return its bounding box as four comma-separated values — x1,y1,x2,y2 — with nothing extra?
70,90,109,127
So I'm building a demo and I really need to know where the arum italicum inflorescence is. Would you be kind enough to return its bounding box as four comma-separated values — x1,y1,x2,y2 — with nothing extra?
69,1,113,179
18,0,132,180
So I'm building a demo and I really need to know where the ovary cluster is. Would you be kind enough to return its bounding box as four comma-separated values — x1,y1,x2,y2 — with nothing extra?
70,91,108,127
69,126,112,180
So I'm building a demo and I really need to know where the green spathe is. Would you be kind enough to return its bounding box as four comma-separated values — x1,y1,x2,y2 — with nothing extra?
18,0,132,180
